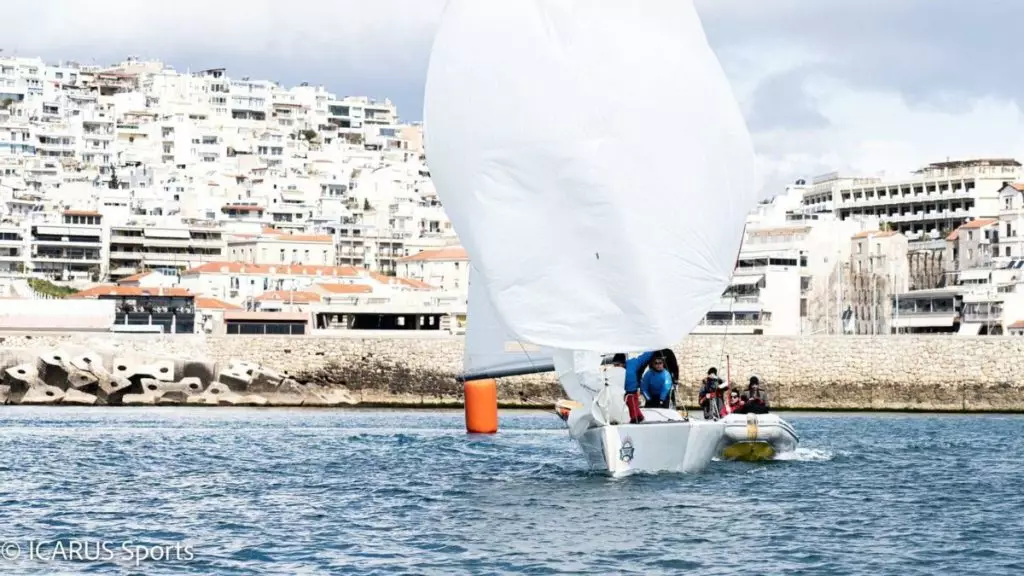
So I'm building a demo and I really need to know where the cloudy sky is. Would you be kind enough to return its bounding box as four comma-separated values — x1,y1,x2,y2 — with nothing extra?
4,1,1023,196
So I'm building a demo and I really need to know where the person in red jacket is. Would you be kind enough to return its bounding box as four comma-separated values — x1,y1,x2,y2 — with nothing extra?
721,389,745,416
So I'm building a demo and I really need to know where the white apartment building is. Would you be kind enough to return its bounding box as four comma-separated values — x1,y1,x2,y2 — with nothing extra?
847,230,911,335
694,183,877,336
396,246,469,293
803,159,1021,240
0,53,456,301
29,210,105,281
998,183,1024,258
227,230,335,266
108,219,226,279
0,223,25,272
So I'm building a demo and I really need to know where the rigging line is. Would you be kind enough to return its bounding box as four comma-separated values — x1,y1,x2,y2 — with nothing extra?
720,223,747,372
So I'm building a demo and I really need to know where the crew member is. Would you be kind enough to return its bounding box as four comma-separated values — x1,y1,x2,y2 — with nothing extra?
745,376,770,414
640,354,674,409
612,351,654,423
699,368,724,419
722,389,745,416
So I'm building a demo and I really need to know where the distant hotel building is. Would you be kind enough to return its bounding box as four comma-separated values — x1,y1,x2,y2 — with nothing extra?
802,158,1021,240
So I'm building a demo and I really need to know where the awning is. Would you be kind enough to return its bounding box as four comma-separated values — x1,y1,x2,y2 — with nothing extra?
959,270,991,282
892,315,956,328
730,275,764,287
958,322,983,335
710,301,762,313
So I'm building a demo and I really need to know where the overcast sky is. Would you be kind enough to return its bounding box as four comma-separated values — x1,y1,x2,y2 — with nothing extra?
4,1,1023,196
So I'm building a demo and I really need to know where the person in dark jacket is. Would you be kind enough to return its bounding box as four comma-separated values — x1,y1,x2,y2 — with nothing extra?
745,376,769,414
698,368,725,419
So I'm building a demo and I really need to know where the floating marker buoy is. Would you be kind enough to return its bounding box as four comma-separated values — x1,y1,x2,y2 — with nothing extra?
464,378,498,434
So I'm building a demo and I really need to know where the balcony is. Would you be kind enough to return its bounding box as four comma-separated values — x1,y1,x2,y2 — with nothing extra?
30,254,102,263
962,309,1002,323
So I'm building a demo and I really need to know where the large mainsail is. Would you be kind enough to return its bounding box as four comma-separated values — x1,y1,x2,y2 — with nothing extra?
425,1,756,366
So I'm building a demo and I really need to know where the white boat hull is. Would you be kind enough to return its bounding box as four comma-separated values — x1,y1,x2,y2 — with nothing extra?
573,409,724,476
715,413,799,461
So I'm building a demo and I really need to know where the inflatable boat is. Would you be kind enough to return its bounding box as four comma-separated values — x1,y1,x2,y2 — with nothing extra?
716,412,799,461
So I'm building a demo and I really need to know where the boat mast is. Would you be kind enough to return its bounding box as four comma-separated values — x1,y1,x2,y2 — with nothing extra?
458,355,615,382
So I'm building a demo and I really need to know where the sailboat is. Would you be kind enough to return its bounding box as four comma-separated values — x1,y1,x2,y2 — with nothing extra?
423,1,757,475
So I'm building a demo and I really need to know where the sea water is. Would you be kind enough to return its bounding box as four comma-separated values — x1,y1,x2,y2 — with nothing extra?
0,407,1021,575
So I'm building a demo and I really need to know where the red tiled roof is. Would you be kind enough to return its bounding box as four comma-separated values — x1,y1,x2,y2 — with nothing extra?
116,271,153,284
64,210,102,217
366,271,437,290
316,283,374,295
181,262,360,277
961,218,998,229
948,218,998,241
223,311,308,322
396,278,436,290
71,285,192,299
398,246,468,262
232,229,332,244
255,290,322,304
852,230,899,239
195,297,241,310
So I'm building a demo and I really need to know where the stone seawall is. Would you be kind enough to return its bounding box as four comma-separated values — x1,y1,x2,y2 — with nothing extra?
0,333,1022,411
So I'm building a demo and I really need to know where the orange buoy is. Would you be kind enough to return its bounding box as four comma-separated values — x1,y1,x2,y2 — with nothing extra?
464,379,499,434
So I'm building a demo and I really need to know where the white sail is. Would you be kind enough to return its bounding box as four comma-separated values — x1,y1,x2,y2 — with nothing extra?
464,266,554,376
466,269,611,407
424,0,757,352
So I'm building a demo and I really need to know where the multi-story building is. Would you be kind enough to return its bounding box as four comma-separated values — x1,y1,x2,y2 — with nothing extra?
804,159,1021,239
108,219,226,279
0,53,463,326
945,218,999,282
29,210,105,281
227,230,335,266
997,183,1024,259
846,230,910,335
695,183,876,336
396,246,468,293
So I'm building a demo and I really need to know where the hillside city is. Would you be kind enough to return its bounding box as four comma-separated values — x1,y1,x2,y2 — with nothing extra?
0,54,1019,337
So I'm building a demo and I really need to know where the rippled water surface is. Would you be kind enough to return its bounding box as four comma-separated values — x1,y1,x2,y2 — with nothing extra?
0,408,1022,575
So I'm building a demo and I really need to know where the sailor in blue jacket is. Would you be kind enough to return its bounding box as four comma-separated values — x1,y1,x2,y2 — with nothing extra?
612,351,655,424
615,351,654,394
640,354,674,409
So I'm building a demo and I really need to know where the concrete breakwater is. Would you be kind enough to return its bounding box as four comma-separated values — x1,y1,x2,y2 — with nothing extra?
1,333,1024,411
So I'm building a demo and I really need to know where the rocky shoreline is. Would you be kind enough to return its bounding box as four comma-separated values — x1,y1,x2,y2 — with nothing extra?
1,333,1024,412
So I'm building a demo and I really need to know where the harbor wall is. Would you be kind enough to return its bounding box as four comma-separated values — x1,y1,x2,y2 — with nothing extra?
1,333,1022,411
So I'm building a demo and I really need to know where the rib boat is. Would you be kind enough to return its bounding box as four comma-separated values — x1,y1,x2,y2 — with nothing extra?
716,413,800,461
